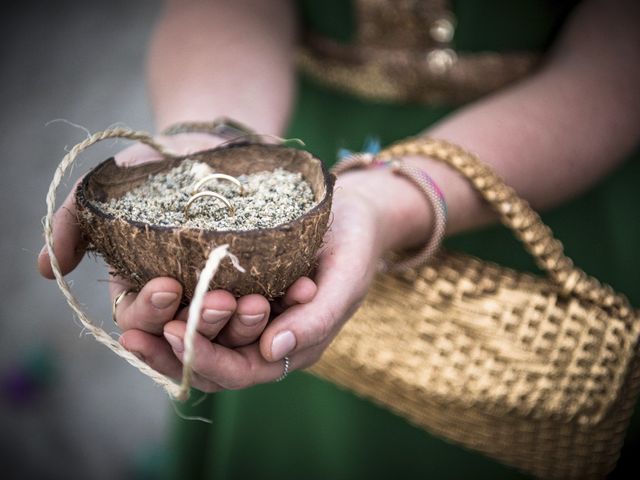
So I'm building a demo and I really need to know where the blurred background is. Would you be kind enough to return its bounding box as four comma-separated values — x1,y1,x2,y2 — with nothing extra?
1,1,170,479
1,1,638,479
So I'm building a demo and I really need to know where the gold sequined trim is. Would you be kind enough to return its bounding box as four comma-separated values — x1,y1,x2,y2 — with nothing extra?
297,0,540,105
297,35,540,105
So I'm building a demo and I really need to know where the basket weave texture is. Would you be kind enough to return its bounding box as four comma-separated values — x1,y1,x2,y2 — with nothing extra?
310,139,640,479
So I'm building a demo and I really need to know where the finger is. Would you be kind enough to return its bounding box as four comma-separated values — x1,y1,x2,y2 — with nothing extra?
109,274,137,296
270,276,318,317
119,329,221,393
163,321,286,390
176,290,236,340
217,294,270,347
109,275,136,324
114,277,183,334
280,276,318,308
38,180,87,279
119,329,183,378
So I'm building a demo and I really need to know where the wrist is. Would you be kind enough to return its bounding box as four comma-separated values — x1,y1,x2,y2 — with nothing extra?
335,167,434,253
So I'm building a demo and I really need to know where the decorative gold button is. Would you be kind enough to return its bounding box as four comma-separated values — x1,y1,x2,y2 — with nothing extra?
426,48,458,74
430,17,456,43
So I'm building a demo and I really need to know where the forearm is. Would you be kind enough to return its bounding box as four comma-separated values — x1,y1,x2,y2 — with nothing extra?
363,0,640,251
147,0,296,134
428,0,639,231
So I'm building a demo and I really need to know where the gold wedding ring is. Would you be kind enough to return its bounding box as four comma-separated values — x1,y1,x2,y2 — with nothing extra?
112,289,134,326
184,191,235,219
191,173,245,195
275,356,291,382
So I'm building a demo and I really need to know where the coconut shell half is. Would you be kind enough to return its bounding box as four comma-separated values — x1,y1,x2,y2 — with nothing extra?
76,142,335,300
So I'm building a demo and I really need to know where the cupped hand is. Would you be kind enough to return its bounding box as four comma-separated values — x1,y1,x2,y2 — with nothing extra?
38,131,293,354
116,173,395,392
38,131,331,391
40,138,427,393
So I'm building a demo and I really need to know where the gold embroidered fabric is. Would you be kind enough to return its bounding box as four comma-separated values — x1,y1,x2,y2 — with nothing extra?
297,0,540,105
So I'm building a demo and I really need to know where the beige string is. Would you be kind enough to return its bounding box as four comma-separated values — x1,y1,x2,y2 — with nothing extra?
178,245,245,400
44,127,243,401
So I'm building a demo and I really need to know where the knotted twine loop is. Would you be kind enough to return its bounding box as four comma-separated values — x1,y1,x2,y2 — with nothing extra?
44,127,243,401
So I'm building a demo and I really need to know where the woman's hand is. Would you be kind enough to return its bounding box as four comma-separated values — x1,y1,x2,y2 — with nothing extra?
112,167,433,392
38,132,297,359
40,139,432,392
109,183,383,391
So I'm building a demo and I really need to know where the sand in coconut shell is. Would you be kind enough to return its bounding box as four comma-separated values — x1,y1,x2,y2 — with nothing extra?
96,160,318,230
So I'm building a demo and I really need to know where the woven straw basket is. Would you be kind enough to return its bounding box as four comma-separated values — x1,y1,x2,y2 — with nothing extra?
310,139,640,479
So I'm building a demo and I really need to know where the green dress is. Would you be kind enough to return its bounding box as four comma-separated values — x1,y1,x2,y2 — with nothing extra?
165,1,640,478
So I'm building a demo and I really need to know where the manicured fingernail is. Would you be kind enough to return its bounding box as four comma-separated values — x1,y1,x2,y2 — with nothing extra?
151,292,178,309
164,332,183,353
238,313,265,326
271,330,296,360
203,309,232,323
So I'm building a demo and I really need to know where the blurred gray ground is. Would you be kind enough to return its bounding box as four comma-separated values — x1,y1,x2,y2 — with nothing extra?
0,1,170,479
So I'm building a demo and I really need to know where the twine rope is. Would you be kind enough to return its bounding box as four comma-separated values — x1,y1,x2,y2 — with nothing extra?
44,127,243,401
179,245,244,400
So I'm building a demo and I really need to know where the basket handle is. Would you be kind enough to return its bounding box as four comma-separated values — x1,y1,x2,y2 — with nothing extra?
378,138,632,318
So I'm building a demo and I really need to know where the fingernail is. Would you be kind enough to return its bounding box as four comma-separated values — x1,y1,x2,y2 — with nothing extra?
39,245,48,257
271,330,296,360
151,292,178,309
164,332,184,353
238,313,265,326
203,309,232,324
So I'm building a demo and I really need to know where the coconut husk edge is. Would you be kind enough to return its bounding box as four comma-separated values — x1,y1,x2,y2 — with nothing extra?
75,142,335,300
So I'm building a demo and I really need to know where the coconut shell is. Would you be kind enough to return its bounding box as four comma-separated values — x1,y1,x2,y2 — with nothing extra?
76,142,334,300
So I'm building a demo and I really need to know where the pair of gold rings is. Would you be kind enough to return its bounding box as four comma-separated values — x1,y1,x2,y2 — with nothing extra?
183,173,244,219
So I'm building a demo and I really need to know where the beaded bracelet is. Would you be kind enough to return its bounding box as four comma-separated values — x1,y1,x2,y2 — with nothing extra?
331,152,448,272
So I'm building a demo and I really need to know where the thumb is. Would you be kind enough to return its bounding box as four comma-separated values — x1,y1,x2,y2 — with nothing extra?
38,180,87,279
259,234,376,363
37,141,165,279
